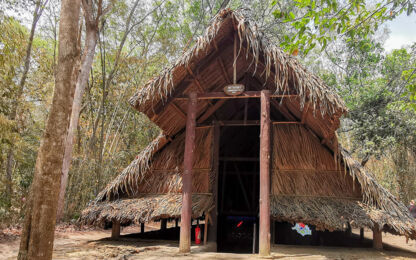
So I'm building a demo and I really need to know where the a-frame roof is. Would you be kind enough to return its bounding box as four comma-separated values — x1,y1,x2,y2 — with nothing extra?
82,9,416,240
129,9,347,146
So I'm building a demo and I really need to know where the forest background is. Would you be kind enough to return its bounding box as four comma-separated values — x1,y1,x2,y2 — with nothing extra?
0,0,415,227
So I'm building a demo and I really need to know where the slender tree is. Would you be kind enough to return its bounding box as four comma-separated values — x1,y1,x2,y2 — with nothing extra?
56,0,112,222
4,0,48,208
18,0,81,259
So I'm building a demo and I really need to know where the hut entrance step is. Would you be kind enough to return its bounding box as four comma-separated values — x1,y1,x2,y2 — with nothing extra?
217,126,260,253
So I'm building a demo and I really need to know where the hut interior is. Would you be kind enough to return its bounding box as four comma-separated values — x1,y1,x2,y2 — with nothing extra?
81,9,416,255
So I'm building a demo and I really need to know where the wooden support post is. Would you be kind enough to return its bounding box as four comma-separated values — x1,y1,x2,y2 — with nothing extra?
161,219,167,230
179,91,198,253
360,228,364,241
208,121,220,248
204,213,209,245
373,224,383,250
141,223,145,233
259,90,271,256
175,219,179,228
111,221,120,239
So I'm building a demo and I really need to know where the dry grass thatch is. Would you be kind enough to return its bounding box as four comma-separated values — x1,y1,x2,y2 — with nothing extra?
270,124,416,237
271,195,416,239
271,125,361,198
86,123,416,238
80,194,213,226
340,147,416,237
129,9,347,119
96,128,213,201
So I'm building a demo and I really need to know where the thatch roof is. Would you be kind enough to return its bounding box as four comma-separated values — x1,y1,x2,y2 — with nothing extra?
128,9,347,140
80,194,213,226
95,127,213,202
84,130,416,239
80,9,416,240
95,133,169,202
271,195,416,238
340,148,416,238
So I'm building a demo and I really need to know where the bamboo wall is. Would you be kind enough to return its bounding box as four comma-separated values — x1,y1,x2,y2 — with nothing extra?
271,125,361,198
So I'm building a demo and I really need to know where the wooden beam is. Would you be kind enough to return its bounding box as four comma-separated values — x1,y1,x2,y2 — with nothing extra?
373,224,383,250
111,221,120,239
220,157,259,162
207,121,219,248
204,213,209,245
179,92,198,253
197,99,226,124
175,91,297,100
186,66,205,93
199,120,300,127
217,58,231,84
171,102,187,120
195,74,248,124
141,223,145,233
259,90,271,256
273,121,302,125
220,120,259,126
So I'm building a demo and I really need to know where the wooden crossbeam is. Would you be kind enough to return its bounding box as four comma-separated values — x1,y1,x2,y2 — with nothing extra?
175,91,297,100
220,157,259,162
170,102,187,119
197,99,226,124
217,58,231,84
198,120,300,127
186,66,205,93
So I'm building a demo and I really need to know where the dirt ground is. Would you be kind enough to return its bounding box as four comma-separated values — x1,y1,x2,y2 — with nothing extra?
1,225,416,259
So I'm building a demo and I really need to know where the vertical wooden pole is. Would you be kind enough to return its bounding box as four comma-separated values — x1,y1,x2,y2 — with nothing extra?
252,222,257,254
161,219,167,230
373,224,383,250
259,90,271,256
208,121,220,249
111,221,120,239
179,91,198,253
360,227,364,241
204,213,209,245
141,223,145,233
175,219,179,228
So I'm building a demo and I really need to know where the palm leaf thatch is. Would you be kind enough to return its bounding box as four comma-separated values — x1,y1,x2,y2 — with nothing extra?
81,194,213,226
340,148,416,238
96,133,169,202
129,8,347,120
81,9,416,240
96,127,213,202
271,195,416,238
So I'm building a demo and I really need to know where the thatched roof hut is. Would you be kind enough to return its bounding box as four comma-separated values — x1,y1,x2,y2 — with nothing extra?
81,9,416,253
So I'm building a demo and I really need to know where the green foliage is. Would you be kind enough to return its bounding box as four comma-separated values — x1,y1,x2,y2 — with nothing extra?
272,0,415,55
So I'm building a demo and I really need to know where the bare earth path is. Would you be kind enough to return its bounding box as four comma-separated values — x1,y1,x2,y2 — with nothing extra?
1,227,416,259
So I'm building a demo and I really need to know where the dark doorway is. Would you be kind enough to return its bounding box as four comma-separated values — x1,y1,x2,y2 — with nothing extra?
217,126,260,253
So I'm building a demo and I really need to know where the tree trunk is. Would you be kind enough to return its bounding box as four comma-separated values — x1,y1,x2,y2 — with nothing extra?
17,1,81,259
56,20,99,222
5,149,14,207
